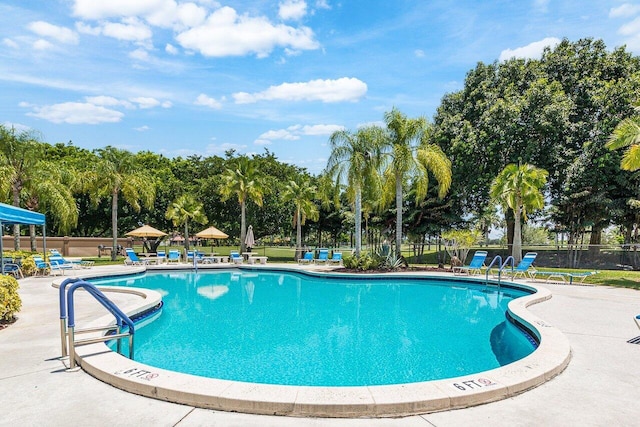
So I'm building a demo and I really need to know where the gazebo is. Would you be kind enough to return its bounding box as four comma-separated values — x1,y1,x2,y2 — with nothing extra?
0,202,46,275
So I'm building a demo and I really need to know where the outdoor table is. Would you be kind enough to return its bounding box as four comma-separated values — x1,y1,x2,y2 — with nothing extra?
242,252,257,261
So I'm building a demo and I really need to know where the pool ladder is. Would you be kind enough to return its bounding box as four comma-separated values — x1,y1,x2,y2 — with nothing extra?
484,255,515,286
58,278,135,370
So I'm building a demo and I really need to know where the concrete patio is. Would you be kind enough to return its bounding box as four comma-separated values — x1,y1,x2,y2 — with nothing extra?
1,264,639,426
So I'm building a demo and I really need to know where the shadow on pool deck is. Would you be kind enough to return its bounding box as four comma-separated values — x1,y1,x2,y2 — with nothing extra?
1,264,639,426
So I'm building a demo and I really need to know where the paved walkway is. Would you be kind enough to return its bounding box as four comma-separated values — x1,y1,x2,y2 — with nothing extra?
1,265,639,426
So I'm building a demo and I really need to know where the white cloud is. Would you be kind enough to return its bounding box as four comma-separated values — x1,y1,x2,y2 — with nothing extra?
161,101,172,108
279,0,307,21
75,22,102,36
3,38,19,49
619,16,640,36
26,102,124,124
27,21,78,44
2,121,31,133
205,142,247,154
194,93,223,109
101,18,152,42
165,43,178,54
610,4,640,18
72,0,169,20
85,95,135,109
533,0,550,12
129,48,151,61
175,6,318,57
134,125,150,131
255,123,344,144
414,49,425,58
33,39,55,50
315,0,331,10
233,77,367,104
499,37,561,61
130,97,161,109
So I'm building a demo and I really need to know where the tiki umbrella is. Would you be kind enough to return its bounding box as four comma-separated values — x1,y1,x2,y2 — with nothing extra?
195,226,229,252
125,225,167,252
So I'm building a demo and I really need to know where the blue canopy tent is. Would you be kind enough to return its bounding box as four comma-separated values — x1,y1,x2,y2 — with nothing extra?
0,202,46,275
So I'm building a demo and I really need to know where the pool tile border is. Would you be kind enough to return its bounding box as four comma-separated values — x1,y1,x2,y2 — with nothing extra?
61,268,571,418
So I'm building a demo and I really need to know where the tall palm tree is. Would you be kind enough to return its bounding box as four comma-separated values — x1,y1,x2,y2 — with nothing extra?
490,163,548,263
326,125,384,257
85,146,155,261
606,115,640,171
0,126,79,250
165,194,208,252
219,156,265,253
282,179,319,260
382,108,452,256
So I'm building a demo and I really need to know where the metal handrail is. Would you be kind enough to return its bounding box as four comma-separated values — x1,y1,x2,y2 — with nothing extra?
59,278,135,369
500,256,515,278
485,255,503,285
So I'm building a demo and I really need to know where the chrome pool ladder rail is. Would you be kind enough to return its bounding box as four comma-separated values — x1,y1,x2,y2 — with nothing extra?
59,278,135,370
484,255,502,286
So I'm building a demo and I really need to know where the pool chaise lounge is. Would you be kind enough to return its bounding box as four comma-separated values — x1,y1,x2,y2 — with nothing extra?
453,250,488,275
533,270,598,284
636,314,640,330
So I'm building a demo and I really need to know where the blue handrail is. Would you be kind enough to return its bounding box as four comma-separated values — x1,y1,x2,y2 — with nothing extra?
60,278,135,369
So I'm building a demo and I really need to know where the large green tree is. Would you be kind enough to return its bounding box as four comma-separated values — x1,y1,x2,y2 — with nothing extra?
219,156,265,253
85,146,155,260
326,125,384,257
490,163,548,263
383,108,452,255
606,113,640,171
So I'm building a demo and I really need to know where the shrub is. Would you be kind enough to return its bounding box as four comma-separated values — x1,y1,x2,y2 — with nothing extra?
0,275,22,321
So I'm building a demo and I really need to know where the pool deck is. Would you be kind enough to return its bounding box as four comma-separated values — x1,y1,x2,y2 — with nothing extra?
2,263,640,426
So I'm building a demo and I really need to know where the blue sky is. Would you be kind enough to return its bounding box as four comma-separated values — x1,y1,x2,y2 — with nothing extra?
1,1,639,174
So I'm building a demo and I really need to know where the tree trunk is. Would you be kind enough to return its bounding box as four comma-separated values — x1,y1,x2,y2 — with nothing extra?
111,191,118,261
184,221,190,252
588,226,602,257
29,224,37,252
395,174,403,256
355,188,362,257
295,208,302,260
12,188,20,251
512,204,523,264
240,201,246,253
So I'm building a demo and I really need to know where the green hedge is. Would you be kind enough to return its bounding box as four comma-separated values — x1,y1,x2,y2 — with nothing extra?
0,275,21,321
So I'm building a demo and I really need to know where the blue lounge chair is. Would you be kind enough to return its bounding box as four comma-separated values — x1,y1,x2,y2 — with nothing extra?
510,252,537,279
635,314,640,331
167,250,181,263
298,251,314,264
32,255,52,276
2,257,23,278
49,249,93,268
230,251,243,264
453,250,488,275
125,248,148,265
533,270,599,285
49,254,81,270
327,252,343,266
155,250,166,264
314,248,329,264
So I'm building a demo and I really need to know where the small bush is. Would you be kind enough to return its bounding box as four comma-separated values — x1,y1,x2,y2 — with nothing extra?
0,275,22,321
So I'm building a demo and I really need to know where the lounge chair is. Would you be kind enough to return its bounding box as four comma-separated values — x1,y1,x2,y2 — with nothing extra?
453,250,488,275
298,251,314,264
49,254,82,270
327,252,343,266
124,248,148,266
533,270,599,285
229,251,243,264
167,250,181,263
635,314,640,331
154,250,166,264
49,249,93,268
2,257,23,278
314,248,329,264
32,256,52,276
509,252,537,279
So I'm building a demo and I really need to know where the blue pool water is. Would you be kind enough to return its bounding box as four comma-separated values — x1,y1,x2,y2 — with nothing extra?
96,269,536,386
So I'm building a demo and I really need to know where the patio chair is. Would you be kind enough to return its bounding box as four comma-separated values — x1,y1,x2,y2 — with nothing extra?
635,314,640,331
533,270,599,285
124,248,148,266
49,249,93,268
49,254,82,270
298,251,314,264
230,251,243,264
32,256,52,276
155,250,166,264
314,248,329,264
2,257,23,279
327,252,343,266
453,250,488,275
167,250,181,263
509,252,537,279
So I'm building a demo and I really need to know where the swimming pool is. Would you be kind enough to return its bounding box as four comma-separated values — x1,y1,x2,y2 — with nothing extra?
93,269,536,387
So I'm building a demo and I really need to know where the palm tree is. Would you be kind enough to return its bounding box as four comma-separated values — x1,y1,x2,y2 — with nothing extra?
0,126,79,250
282,179,319,260
326,125,384,257
606,115,640,171
490,163,548,263
85,146,155,261
165,194,208,252
382,108,452,256
219,156,265,253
